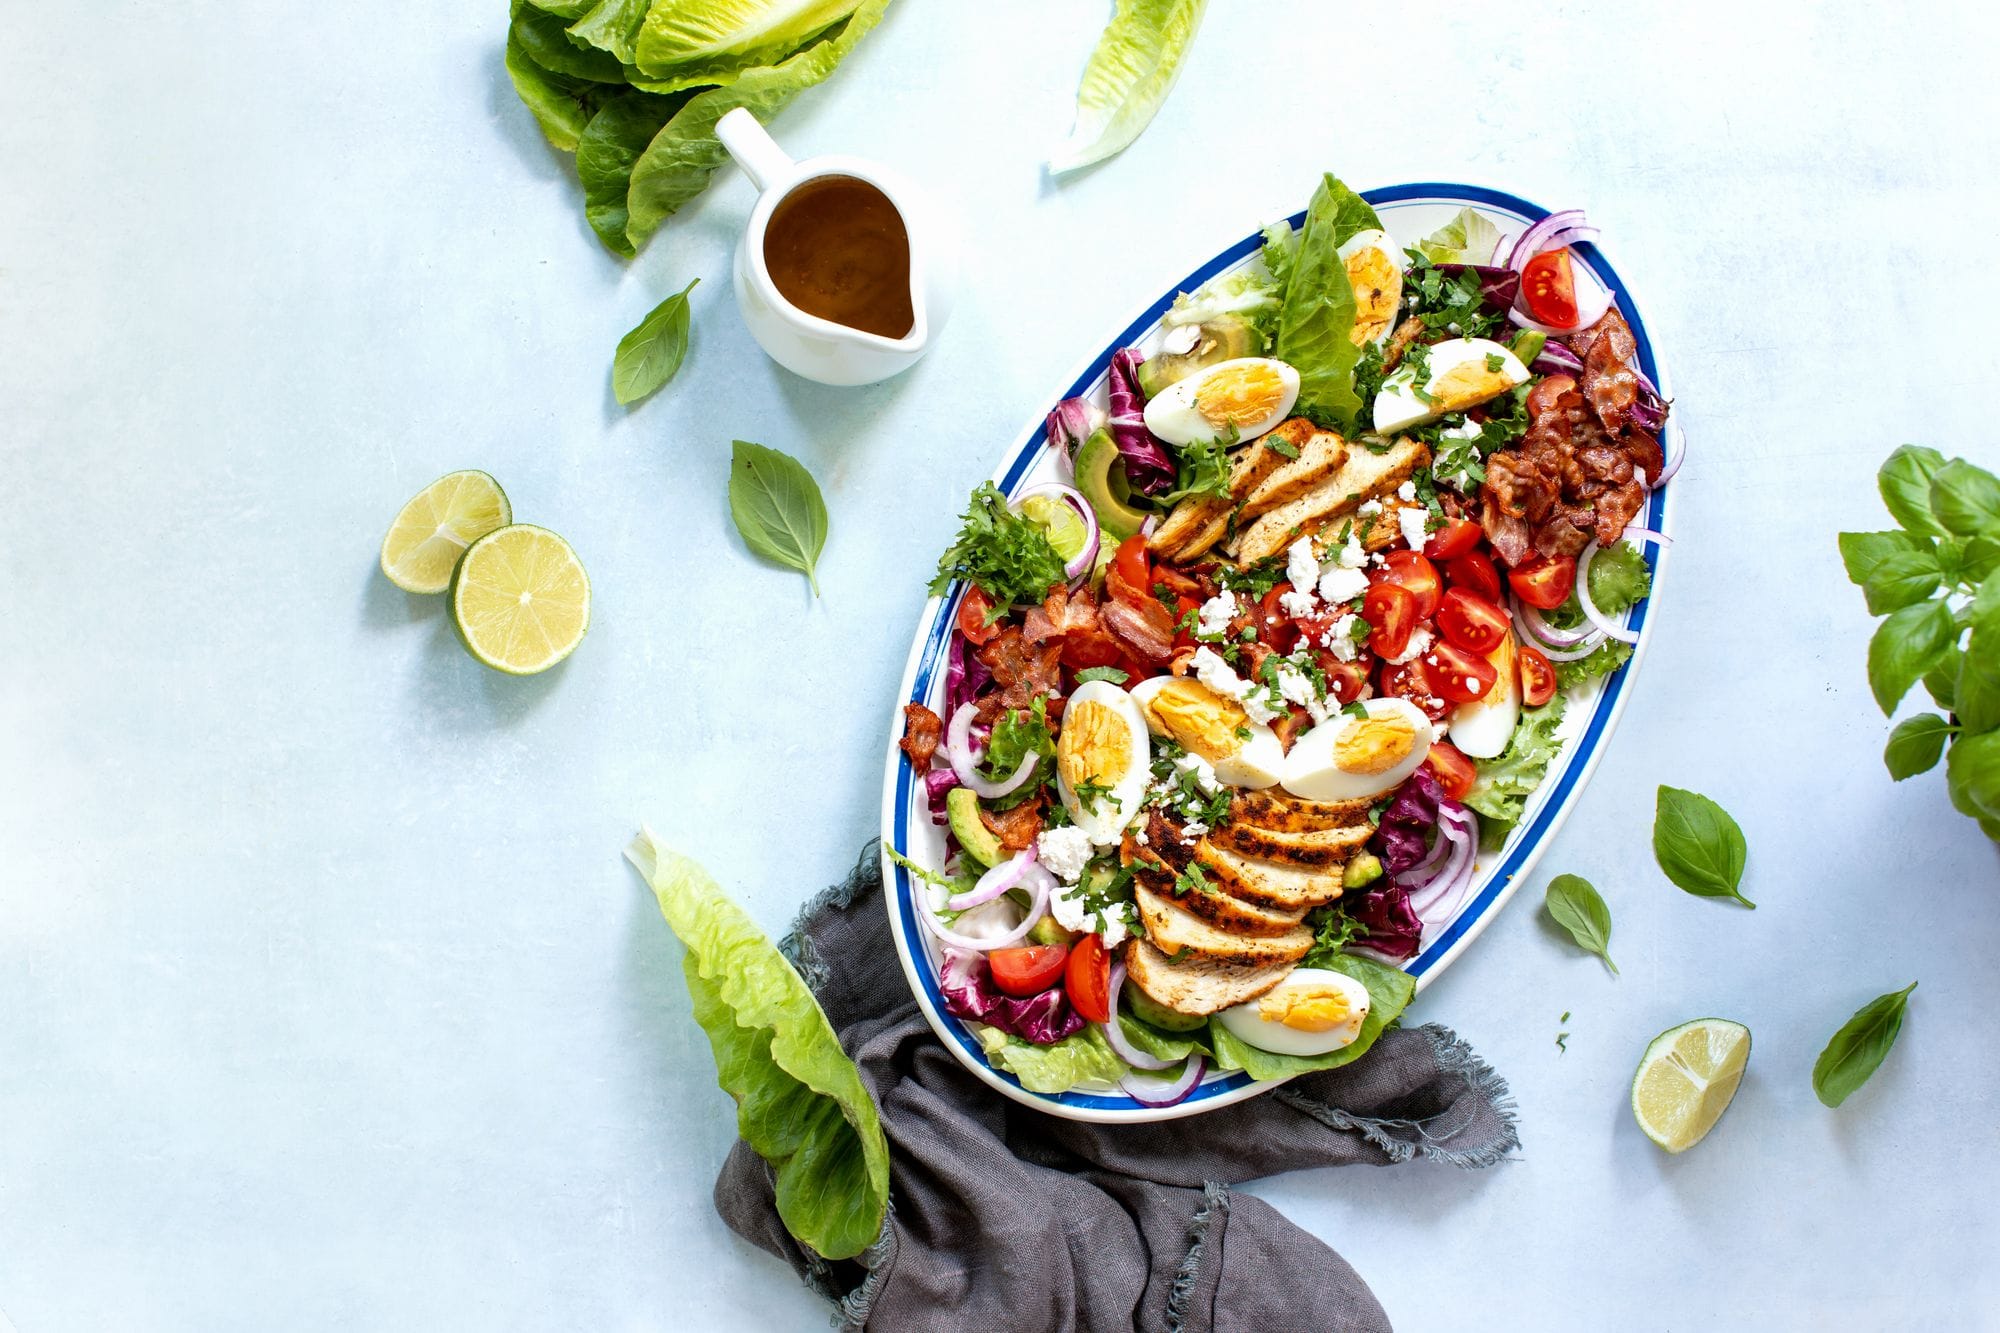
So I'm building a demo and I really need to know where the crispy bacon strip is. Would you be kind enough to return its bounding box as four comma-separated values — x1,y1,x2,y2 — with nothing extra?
980,796,1046,851
899,703,943,769
1101,597,1175,666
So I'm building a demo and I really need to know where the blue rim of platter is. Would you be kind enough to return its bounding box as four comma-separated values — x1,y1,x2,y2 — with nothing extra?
880,183,1671,1122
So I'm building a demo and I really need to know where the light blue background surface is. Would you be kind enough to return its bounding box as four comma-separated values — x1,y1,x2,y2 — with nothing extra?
4,2,1999,1329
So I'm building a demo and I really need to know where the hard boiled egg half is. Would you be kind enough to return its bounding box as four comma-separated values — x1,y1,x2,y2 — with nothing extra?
1373,337,1529,434
1280,697,1434,801
1143,357,1299,447
1056,680,1152,844
1218,966,1372,1055
1447,630,1521,760
1337,229,1404,348
1129,675,1284,789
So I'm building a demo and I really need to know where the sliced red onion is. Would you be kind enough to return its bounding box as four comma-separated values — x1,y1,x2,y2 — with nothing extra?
949,845,1038,910
1619,527,1671,549
1100,963,1178,1071
1506,208,1588,271
1404,821,1454,881
1652,424,1686,488
946,702,1040,799
1399,809,1474,898
1508,283,1614,335
916,862,1049,952
1576,541,1641,645
1014,483,1101,581
1140,514,1159,538
1405,812,1477,916
1539,223,1601,253
1120,1055,1205,1105
1517,601,1594,648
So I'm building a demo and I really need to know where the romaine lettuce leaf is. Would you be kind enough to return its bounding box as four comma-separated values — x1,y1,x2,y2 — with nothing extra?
578,91,691,256
973,1021,1130,1094
1206,951,1415,1082
1464,698,1567,849
1116,1011,1212,1063
566,0,651,66
512,1,629,83
625,830,889,1261
635,0,860,83
1275,174,1382,432
1163,267,1282,336
1049,0,1210,174
506,18,614,151
1416,206,1502,265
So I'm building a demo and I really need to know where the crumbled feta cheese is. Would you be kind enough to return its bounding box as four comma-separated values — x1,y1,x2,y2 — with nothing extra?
1397,479,1418,502
1180,820,1209,846
1286,537,1322,597
1160,322,1201,356
1035,826,1094,886
1273,658,1332,724
1096,901,1134,949
1135,830,1149,846
1173,752,1221,795
1196,588,1238,638
1357,499,1384,517
1398,505,1430,553
1050,886,1091,934
1335,535,1367,569
1318,566,1368,604
1318,613,1361,662
1387,626,1434,666
1189,647,1280,723
1279,587,1320,618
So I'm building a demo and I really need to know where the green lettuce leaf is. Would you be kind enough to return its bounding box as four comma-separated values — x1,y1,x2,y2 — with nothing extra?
1206,952,1416,1082
635,0,859,82
1115,1011,1212,1063
1544,540,1653,630
624,0,891,249
506,19,614,152
1465,698,1567,849
973,1021,1130,1094
1416,206,1502,265
625,830,889,1261
1556,638,1632,691
578,91,691,255
512,1,629,83
1048,0,1209,174
526,0,593,18
1275,173,1382,432
566,0,652,65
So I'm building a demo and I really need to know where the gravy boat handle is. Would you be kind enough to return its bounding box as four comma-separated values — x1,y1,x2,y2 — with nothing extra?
715,109,795,194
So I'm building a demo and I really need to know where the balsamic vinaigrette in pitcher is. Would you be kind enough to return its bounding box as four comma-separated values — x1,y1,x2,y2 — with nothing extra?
762,175,915,340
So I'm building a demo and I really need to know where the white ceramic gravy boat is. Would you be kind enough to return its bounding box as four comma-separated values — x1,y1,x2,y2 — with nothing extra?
714,108,955,387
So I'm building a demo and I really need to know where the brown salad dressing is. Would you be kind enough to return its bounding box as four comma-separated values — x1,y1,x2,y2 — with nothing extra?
762,175,915,340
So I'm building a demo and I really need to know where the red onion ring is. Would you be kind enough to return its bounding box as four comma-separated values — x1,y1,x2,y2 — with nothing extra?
1575,542,1640,645
1014,483,1102,582
1120,1055,1205,1105
1508,283,1614,335
1652,424,1686,489
1401,810,1475,900
1100,963,1178,1071
1506,209,1588,271
949,845,1039,910
1517,601,1594,647
946,703,1040,799
915,862,1050,952
1140,514,1159,538
1619,527,1671,549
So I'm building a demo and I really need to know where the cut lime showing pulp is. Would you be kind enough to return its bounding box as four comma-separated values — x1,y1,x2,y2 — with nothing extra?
1631,1017,1750,1153
1018,493,1090,563
380,470,511,594
449,525,590,675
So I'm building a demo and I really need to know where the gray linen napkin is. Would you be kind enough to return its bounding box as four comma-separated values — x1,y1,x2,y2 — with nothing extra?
713,844,1519,1332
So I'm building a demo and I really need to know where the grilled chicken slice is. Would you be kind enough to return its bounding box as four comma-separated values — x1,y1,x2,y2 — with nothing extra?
1231,437,1431,564
1192,842,1347,912
1132,861,1308,936
1132,883,1315,967
1125,940,1295,1017
1241,427,1348,514
1203,819,1374,869
1231,789,1375,834
1148,418,1313,562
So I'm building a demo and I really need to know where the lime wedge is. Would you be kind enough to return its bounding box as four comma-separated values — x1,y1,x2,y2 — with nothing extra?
1018,493,1090,564
380,470,511,594
449,525,590,674
1631,1017,1751,1153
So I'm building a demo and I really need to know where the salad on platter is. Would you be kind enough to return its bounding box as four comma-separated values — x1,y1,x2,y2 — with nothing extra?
894,172,1676,1106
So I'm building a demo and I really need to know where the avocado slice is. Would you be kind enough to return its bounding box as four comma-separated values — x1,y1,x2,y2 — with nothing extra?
1027,916,1078,947
1135,315,1267,399
1342,851,1385,889
1073,429,1150,542
1124,982,1211,1033
946,786,1009,870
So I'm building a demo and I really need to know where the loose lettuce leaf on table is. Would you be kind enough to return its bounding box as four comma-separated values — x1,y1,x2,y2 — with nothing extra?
1048,0,1210,174
625,829,889,1261
1274,174,1382,433
635,0,860,84
506,22,614,151
578,90,692,255
567,0,653,66
1207,952,1416,1083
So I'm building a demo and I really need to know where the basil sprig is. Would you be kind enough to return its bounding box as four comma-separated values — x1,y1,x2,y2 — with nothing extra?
1543,874,1617,974
1653,786,1753,908
729,440,828,597
1812,982,1917,1108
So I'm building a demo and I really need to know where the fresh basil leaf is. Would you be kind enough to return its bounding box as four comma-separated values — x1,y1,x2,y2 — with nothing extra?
1929,458,2000,537
1838,530,1926,586
1878,445,1948,538
1959,535,2000,584
1653,786,1752,908
1958,578,2000,732
1867,598,1956,715
579,91,687,256
612,279,697,404
1543,874,1617,974
1946,728,2000,824
1884,713,1953,780
729,439,829,596
1047,0,1209,173
1075,666,1130,685
1812,982,1917,1109
1923,646,1962,712
1860,549,1942,614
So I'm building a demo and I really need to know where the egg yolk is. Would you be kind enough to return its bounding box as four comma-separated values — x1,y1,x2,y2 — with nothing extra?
1059,700,1131,791
1194,363,1289,430
1141,678,1248,763
1346,247,1400,346
1335,713,1419,776
1258,984,1355,1032
1430,359,1516,414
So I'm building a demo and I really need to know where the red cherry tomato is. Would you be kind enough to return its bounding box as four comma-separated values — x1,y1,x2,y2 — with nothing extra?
1508,554,1577,610
1444,550,1504,603
1361,582,1420,661
1065,933,1112,1023
1425,741,1478,801
1423,518,1483,562
1375,551,1442,619
1421,640,1500,704
1257,583,1302,654
1436,588,1510,655
956,586,1002,645
989,943,1070,997
1522,248,1579,328
1317,655,1373,705
1377,660,1450,723
1105,534,1152,608
1518,641,1558,707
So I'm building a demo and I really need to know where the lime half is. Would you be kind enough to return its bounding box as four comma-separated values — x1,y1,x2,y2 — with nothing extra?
1018,493,1090,564
380,470,511,594
1631,1018,1751,1153
449,525,590,675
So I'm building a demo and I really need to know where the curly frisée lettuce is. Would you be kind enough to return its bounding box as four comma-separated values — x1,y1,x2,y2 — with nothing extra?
1207,951,1415,1083
928,482,1069,607
625,830,889,1260
1464,698,1568,849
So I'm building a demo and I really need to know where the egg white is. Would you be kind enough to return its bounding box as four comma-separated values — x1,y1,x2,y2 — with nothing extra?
1218,967,1372,1056
1056,679,1152,844
1128,674,1284,790
1447,631,1521,760
1280,696,1434,802
1142,357,1300,447
1372,337,1529,434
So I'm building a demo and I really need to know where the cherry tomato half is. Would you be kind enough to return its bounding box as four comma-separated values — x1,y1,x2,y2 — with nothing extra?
1375,551,1442,619
1423,517,1484,562
1317,655,1373,705
1508,554,1577,610
1378,660,1450,723
1436,588,1510,655
1257,582,1302,654
1518,641,1558,707
1444,550,1504,604
1426,741,1478,801
956,586,1002,645
1065,933,1112,1023
989,943,1070,998
1422,639,1500,704
1361,582,1421,661
1522,248,1579,328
